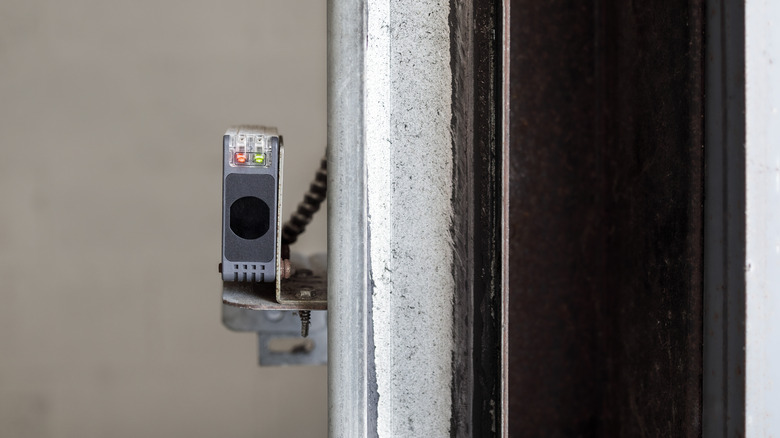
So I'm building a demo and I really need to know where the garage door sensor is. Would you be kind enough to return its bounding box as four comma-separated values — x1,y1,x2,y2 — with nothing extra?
221,126,281,283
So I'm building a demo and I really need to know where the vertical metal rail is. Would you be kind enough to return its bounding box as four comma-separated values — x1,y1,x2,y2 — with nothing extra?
704,1,780,434
328,0,501,436
703,0,746,435
327,0,372,436
500,1,511,435
328,0,456,434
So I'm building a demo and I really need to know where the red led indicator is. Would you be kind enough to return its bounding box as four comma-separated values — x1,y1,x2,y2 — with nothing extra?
235,153,247,164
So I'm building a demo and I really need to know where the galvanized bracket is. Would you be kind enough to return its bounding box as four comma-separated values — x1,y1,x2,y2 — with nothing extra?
222,253,328,365
223,305,327,366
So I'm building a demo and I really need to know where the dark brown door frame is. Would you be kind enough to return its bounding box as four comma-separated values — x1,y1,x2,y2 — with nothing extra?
503,1,705,435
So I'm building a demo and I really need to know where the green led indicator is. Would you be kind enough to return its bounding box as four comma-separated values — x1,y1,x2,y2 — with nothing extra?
254,153,265,164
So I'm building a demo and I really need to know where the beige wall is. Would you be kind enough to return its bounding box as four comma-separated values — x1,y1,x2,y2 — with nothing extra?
0,1,327,437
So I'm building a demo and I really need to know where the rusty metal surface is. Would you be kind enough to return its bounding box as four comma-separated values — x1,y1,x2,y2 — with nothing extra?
221,278,327,311
222,253,328,311
275,272,328,307
506,0,703,436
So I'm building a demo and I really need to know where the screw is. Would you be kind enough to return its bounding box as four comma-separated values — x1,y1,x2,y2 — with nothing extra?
299,310,311,338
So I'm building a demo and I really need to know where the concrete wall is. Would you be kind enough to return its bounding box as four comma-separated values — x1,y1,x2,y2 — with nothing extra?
0,1,327,437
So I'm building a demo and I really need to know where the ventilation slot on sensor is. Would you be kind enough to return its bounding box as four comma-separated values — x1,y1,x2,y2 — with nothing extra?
231,264,266,282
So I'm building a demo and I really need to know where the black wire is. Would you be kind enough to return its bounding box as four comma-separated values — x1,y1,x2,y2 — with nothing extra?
281,155,327,245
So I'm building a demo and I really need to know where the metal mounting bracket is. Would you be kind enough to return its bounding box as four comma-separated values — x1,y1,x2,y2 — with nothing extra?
223,305,327,366
222,253,328,311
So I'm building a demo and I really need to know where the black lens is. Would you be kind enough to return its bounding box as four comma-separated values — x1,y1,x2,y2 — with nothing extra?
230,196,270,240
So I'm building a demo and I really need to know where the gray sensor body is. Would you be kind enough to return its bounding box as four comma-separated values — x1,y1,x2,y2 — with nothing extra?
222,126,281,282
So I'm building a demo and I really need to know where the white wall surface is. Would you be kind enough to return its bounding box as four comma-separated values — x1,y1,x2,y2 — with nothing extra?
746,0,780,434
0,1,327,437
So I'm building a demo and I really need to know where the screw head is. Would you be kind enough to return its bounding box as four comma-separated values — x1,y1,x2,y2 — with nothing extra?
298,287,314,299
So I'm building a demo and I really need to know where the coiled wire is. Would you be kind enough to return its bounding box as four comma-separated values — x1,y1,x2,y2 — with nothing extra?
281,156,327,245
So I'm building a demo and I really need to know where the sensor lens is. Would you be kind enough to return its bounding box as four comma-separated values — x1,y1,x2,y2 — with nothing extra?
229,196,270,240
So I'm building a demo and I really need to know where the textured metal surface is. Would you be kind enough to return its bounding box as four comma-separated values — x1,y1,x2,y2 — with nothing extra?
327,0,375,434
450,0,502,435
275,272,328,307
506,0,704,435
222,278,327,311
364,1,456,435
329,0,501,436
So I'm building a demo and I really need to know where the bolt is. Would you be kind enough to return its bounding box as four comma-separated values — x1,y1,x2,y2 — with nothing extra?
281,259,295,279
299,310,311,338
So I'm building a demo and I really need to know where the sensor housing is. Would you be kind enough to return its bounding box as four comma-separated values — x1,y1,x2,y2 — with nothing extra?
222,126,282,282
